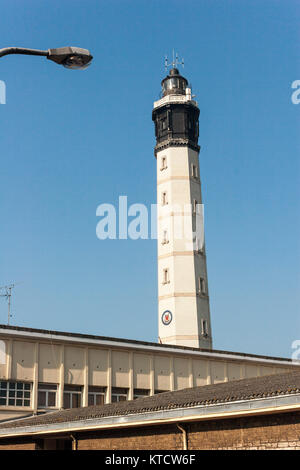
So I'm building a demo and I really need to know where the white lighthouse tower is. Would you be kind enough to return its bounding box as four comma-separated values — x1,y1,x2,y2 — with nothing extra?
152,66,212,349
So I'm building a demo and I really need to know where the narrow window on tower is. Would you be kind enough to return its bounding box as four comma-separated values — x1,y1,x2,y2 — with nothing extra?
162,230,169,245
161,118,167,130
162,191,168,206
195,238,204,253
193,199,198,214
201,320,208,337
163,268,170,284
161,156,167,171
191,164,198,179
198,277,206,294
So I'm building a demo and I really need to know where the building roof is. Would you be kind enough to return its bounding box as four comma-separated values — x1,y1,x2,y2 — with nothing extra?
0,323,296,365
0,370,299,433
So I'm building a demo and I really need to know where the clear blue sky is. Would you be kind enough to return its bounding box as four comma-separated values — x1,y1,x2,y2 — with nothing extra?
0,0,299,358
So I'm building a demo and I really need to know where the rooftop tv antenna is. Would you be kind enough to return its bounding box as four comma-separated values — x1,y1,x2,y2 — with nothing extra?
165,50,184,71
0,284,15,325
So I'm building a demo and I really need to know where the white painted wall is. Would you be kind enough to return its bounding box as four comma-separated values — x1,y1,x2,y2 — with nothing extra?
155,100,212,349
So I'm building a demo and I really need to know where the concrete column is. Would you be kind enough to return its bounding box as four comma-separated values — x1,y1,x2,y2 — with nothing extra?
106,349,112,404
31,342,39,412
6,340,12,379
58,345,64,409
207,360,212,385
150,355,155,396
224,362,229,382
128,351,133,400
188,358,194,388
82,348,89,407
170,356,174,391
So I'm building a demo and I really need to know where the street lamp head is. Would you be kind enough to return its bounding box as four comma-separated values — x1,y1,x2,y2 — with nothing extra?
47,47,93,70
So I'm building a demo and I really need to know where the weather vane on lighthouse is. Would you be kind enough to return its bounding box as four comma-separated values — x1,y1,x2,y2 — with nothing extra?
164,50,184,71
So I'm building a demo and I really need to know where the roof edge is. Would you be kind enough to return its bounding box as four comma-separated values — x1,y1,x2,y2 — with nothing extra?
0,394,299,439
0,324,297,365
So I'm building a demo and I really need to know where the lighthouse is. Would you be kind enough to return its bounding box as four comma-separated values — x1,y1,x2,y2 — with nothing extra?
152,65,212,349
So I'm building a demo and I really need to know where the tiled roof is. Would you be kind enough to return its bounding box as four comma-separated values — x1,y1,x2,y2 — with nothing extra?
0,324,295,362
0,370,299,431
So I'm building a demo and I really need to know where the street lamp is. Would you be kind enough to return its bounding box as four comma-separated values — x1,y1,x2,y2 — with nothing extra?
0,46,93,69
0,46,93,323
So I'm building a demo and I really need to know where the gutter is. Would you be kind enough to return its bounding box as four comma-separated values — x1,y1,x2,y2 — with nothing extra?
0,393,299,439
70,434,77,451
176,423,187,450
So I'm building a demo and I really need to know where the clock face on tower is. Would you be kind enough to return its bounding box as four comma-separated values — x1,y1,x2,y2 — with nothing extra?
161,310,173,326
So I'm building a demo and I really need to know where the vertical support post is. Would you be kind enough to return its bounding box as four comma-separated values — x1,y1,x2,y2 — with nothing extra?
82,348,89,407
6,340,12,379
150,355,155,396
58,345,64,409
207,360,212,385
106,349,112,404
128,351,133,400
188,358,194,388
32,342,39,412
170,356,174,391
224,362,229,382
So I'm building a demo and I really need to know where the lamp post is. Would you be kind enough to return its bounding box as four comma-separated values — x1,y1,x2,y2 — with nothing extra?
0,46,93,322
0,46,93,69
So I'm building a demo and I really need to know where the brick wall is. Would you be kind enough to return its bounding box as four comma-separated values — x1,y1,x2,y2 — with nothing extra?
0,438,36,450
78,424,183,450
77,411,300,450
187,412,300,450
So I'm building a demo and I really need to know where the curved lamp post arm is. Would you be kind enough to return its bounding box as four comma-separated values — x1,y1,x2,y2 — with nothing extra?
0,47,48,58
0,46,93,69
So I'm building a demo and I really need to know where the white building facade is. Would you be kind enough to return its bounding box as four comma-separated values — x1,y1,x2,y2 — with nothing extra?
0,325,298,423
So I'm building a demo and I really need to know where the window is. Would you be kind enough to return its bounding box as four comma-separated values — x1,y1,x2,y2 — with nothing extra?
201,320,208,337
111,387,128,403
88,386,106,406
195,238,204,253
38,383,57,408
63,385,82,409
163,268,170,284
154,390,169,395
161,119,167,130
191,164,198,178
160,156,167,171
198,277,206,294
0,381,31,407
193,199,198,214
162,191,168,206
133,389,150,400
162,230,169,245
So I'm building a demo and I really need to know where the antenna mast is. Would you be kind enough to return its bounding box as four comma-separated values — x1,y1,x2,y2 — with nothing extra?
164,50,184,71
0,284,15,325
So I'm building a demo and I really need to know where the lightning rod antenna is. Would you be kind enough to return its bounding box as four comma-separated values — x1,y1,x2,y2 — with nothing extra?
164,50,184,72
